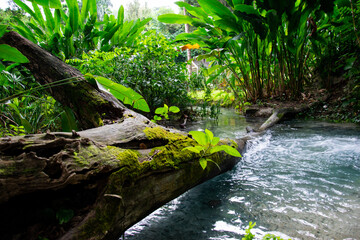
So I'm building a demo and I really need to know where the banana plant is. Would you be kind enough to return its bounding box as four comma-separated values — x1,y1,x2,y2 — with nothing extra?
11,0,151,59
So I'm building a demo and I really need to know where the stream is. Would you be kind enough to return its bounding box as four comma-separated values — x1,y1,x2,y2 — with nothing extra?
125,109,360,240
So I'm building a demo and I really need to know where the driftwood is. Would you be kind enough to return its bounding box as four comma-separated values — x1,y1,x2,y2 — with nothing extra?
0,109,244,240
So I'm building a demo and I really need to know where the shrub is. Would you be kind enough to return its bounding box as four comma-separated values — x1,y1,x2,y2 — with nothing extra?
68,31,191,113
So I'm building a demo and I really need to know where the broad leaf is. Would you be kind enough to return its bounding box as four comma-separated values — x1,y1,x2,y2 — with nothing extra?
80,0,90,24
61,107,78,132
210,145,241,157
205,129,213,142
117,5,124,25
92,75,150,112
220,145,241,157
169,106,180,113
66,0,80,34
199,158,208,169
155,107,166,115
20,117,33,133
0,44,29,63
49,0,61,9
154,115,162,121
234,4,259,16
210,145,224,154
211,137,220,146
183,146,204,154
197,0,236,22
32,2,45,28
158,14,193,25
189,131,208,145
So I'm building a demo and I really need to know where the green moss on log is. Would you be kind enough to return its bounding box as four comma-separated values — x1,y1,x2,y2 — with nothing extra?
78,128,237,239
143,126,187,141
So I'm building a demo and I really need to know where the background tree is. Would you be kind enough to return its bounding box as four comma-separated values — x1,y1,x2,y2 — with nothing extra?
96,0,112,20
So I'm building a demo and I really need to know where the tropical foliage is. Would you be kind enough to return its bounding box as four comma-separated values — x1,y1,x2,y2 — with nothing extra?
11,0,151,59
159,0,358,103
68,31,191,112
1,0,360,137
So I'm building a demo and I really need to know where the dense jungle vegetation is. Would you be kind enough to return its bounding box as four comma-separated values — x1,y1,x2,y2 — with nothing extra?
0,0,359,137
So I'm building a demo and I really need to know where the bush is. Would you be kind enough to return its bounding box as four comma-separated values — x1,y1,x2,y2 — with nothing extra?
68,31,191,113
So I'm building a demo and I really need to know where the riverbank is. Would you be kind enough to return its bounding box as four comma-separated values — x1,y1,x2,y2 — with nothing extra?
244,84,360,124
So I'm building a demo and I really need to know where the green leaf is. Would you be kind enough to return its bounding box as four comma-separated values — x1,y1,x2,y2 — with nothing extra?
66,0,80,33
209,145,226,154
101,24,121,46
199,158,207,169
56,209,74,225
205,129,213,142
189,131,208,145
28,22,45,37
211,137,220,146
169,106,180,113
61,107,78,132
175,1,209,21
94,76,150,112
183,146,204,154
0,62,5,71
49,0,61,9
155,107,165,115
80,0,90,24
153,115,162,121
117,5,124,25
266,41,272,56
220,145,241,157
44,6,55,32
206,158,221,170
158,14,193,25
14,0,39,23
20,117,33,133
197,0,236,21
32,2,45,28
5,63,21,71
234,4,259,15
0,44,29,63
0,25,7,38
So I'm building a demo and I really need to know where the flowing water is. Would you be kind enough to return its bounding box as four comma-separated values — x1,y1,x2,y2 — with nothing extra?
125,109,360,240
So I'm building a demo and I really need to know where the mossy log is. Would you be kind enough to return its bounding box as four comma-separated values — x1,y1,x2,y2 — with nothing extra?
0,109,243,240
0,31,124,129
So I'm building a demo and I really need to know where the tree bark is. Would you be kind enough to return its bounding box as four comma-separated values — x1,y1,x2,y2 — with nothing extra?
0,31,125,130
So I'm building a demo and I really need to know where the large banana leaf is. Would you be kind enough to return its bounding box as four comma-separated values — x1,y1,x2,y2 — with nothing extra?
85,74,150,113
65,0,80,34
0,44,29,63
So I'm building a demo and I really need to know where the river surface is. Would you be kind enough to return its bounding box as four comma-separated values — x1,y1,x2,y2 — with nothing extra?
125,109,360,240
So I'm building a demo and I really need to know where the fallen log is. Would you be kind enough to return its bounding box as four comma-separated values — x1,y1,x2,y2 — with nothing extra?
0,31,125,129
0,110,243,240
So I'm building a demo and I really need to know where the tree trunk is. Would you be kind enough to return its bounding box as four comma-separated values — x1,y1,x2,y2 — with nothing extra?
0,110,243,240
0,31,125,130
183,0,192,77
